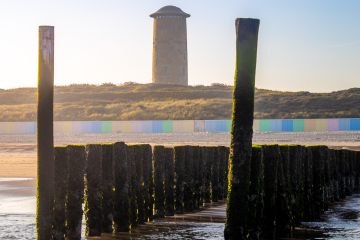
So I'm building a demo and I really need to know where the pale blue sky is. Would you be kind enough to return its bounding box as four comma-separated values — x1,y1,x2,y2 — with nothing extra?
0,0,359,92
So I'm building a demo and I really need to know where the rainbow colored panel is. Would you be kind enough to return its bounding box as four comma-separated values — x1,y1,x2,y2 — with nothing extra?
0,119,359,135
259,120,272,132
205,120,228,132
194,120,205,132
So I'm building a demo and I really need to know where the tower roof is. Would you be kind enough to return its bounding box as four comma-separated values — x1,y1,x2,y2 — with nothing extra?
150,5,190,18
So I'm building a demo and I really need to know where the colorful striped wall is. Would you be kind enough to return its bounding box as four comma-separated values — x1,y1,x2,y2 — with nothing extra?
0,119,359,134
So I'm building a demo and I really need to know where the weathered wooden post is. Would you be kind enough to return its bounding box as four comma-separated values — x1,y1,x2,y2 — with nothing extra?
192,146,201,209
225,18,260,240
127,146,138,227
154,145,165,217
203,147,212,204
53,147,68,240
101,144,114,233
66,145,86,240
164,147,175,216
134,145,145,224
113,142,130,232
174,146,185,213
262,145,280,239
211,147,220,202
247,146,264,240
142,145,154,221
184,145,194,212
37,25,55,240
85,144,103,236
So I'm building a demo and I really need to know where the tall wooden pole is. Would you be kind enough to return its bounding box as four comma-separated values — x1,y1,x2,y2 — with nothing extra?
37,25,55,240
225,18,260,240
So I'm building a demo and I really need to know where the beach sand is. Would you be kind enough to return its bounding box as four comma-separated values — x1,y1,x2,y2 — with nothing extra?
0,131,359,177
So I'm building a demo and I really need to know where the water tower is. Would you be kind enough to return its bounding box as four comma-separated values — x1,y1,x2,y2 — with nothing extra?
150,6,190,86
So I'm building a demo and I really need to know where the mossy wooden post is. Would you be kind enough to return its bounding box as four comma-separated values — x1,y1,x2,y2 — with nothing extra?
203,147,212,204
218,146,228,200
279,145,292,226
276,146,291,237
309,146,326,219
262,145,280,239
192,146,201,209
134,145,145,224
154,145,165,218
37,25,55,240
184,145,194,212
66,145,86,240
211,147,220,202
127,146,138,227
53,147,68,240
113,142,130,232
303,147,314,220
164,147,175,216
85,144,103,237
225,18,260,240
101,144,114,233
199,147,207,206
142,145,154,221
288,145,301,223
247,146,264,240
174,146,185,213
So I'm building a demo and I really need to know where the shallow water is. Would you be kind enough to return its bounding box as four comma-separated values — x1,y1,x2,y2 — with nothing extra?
1,178,360,239
0,131,359,239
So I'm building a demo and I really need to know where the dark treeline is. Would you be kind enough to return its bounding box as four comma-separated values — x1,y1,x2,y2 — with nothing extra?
51,141,360,239
0,84,358,121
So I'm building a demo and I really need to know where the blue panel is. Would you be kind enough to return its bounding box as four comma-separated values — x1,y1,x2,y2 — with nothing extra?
339,119,350,131
271,120,282,132
141,121,153,133
282,119,293,132
152,121,163,133
204,120,227,132
350,118,360,131
91,121,102,133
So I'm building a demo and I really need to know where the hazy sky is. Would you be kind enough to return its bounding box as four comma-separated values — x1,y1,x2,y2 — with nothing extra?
0,0,359,92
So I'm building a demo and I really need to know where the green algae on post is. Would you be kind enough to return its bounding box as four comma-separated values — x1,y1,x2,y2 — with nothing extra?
101,144,114,233
66,145,86,240
225,18,260,240
174,146,185,213
164,147,175,216
113,142,130,232
84,144,103,236
53,146,68,240
142,144,154,221
154,145,166,218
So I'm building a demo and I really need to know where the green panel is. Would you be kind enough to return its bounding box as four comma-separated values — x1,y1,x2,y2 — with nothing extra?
226,120,232,131
162,120,173,133
101,121,112,133
293,119,304,132
259,120,271,131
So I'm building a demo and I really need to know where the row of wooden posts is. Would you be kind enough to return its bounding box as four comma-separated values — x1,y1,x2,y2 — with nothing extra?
52,142,360,239
52,143,229,239
237,145,360,239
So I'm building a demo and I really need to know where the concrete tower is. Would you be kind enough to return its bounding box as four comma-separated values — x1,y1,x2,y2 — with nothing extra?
150,6,190,86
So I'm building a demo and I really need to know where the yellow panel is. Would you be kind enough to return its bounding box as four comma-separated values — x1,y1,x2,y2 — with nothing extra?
315,119,328,132
112,121,133,133
172,120,194,133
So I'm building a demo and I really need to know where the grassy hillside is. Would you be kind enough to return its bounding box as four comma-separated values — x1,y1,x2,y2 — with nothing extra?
0,83,358,121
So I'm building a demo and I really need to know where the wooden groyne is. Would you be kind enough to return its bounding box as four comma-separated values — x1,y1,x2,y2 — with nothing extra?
50,142,360,239
52,143,229,239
